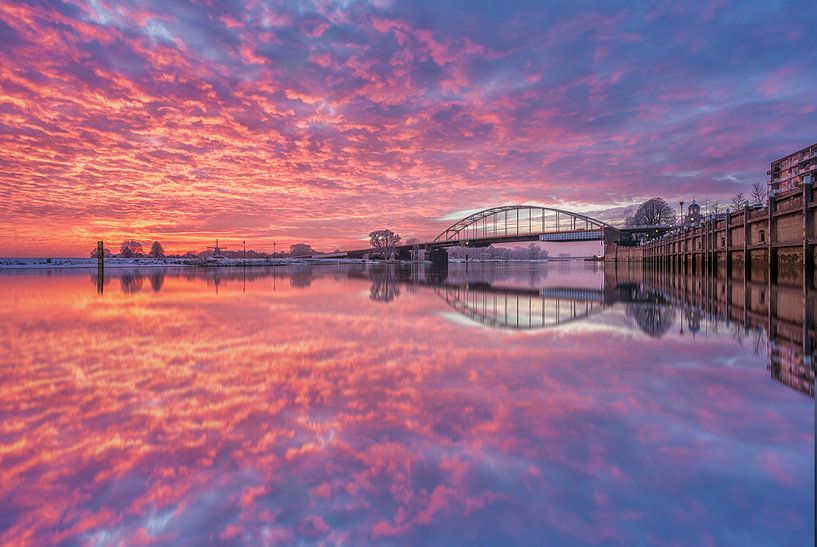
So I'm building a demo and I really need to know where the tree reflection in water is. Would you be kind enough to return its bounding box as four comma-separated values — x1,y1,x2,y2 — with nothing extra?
75,263,812,398
626,304,676,338
119,273,144,293
368,265,400,302
1,261,811,545
149,271,165,292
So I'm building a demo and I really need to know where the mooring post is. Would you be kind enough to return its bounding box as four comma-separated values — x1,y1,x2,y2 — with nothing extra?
708,219,712,275
725,210,732,278
803,180,814,289
768,192,777,284
97,240,104,294
711,218,715,274
725,255,731,321
711,218,716,275
743,203,750,281
703,220,708,274
742,272,749,332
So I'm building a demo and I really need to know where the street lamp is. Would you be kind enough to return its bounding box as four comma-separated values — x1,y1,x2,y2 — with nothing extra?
679,201,684,225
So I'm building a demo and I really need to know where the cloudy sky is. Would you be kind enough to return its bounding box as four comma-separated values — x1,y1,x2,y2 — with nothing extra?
1,0,815,256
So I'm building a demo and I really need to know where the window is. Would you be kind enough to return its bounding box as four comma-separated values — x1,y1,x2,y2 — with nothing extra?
758,230,765,243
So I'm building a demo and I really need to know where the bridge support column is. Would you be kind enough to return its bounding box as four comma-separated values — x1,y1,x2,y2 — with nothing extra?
398,248,412,261
428,247,449,270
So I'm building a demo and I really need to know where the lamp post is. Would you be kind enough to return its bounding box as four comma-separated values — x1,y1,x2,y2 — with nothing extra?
243,240,246,263
679,201,684,226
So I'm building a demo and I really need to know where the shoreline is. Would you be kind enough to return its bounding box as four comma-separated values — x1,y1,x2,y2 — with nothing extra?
0,256,596,270
0,257,371,270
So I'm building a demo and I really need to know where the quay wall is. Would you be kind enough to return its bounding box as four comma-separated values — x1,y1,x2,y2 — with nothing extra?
606,182,816,285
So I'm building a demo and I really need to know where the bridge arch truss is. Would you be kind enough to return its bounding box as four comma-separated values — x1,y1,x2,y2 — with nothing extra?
433,205,614,243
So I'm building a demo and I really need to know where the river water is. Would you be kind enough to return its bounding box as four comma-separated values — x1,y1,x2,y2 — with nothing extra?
0,263,813,545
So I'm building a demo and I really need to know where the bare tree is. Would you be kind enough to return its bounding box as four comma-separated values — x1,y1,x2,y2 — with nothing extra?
289,243,314,257
119,240,144,258
528,243,541,259
710,201,722,215
90,246,112,258
750,182,768,206
149,241,165,258
625,198,677,227
730,192,747,210
369,229,401,260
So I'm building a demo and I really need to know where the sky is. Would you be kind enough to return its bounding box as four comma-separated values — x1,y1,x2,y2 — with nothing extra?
1,0,816,257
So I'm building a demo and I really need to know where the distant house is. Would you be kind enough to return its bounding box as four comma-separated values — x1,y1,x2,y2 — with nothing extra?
768,142,816,192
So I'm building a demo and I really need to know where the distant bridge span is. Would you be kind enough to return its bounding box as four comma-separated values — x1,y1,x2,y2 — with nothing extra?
337,204,670,259
433,205,617,245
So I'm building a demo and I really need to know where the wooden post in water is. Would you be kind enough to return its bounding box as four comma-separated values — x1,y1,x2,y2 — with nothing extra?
803,180,814,289
743,203,750,281
768,192,777,283
725,211,732,278
97,240,104,294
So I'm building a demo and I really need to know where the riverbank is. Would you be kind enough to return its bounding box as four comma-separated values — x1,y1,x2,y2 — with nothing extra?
0,256,600,270
0,257,371,270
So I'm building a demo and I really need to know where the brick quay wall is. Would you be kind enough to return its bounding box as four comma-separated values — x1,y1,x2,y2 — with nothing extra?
605,182,816,285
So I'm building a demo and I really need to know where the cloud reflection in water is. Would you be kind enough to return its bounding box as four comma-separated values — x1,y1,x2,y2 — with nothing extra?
0,264,812,545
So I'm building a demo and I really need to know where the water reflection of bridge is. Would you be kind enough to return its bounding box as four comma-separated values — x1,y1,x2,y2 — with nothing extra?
84,263,813,398
435,284,605,330
383,264,814,398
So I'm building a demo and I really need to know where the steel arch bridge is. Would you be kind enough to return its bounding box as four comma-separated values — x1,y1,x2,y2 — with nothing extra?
338,204,670,259
433,205,616,244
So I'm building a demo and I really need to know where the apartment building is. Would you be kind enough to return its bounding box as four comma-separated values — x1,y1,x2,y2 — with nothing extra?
768,141,817,192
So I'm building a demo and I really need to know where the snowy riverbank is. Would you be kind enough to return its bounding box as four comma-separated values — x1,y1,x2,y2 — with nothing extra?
0,257,373,270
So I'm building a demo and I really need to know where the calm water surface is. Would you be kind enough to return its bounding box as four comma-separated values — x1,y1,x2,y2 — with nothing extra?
0,263,813,545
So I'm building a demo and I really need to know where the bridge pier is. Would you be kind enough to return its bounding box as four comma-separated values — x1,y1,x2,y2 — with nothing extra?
398,248,412,261
428,247,449,269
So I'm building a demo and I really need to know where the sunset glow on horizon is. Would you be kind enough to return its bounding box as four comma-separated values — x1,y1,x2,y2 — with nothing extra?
1,1,816,256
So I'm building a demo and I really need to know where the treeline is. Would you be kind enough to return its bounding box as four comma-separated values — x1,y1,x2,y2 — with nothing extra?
448,244,550,260
90,241,324,259
90,240,166,258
